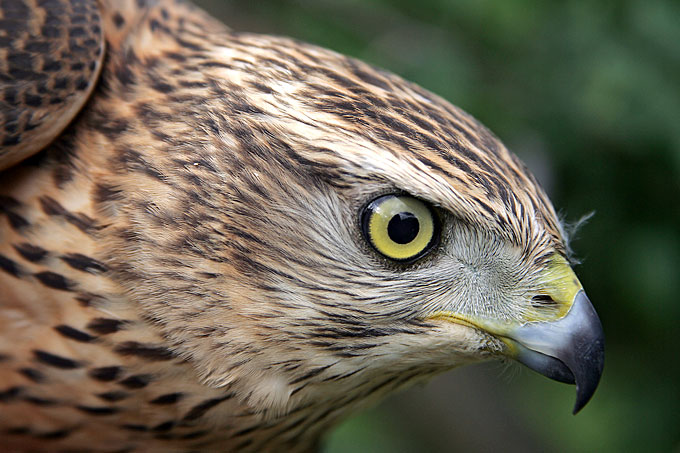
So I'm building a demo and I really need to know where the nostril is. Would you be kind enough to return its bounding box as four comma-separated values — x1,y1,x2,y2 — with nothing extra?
531,295,557,308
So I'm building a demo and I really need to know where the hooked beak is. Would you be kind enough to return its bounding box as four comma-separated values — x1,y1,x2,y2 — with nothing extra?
506,290,605,413
427,255,605,413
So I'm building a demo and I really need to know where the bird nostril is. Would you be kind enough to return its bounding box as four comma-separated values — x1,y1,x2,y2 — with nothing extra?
531,294,557,308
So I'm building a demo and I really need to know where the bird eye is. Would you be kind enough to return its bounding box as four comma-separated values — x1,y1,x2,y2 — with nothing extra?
361,194,440,262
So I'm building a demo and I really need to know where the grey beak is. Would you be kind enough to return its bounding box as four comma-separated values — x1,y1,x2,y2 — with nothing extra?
509,291,605,414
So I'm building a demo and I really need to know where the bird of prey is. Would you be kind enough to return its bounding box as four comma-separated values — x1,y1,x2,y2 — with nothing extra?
0,0,604,451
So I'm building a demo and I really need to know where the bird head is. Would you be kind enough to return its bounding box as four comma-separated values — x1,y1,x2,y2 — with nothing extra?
102,31,604,422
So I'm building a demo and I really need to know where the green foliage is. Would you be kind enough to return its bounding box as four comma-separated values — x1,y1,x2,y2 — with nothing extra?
197,1,680,450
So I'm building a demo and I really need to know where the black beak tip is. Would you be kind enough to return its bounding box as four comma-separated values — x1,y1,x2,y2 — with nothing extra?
511,290,605,414
570,292,605,414
571,335,605,414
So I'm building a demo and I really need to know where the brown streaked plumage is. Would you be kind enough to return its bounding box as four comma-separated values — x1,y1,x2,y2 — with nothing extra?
0,0,105,170
0,1,604,451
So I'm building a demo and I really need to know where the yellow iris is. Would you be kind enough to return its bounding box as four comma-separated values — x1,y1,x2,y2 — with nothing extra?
363,195,437,261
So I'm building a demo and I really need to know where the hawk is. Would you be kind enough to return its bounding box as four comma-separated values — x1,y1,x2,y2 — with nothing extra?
0,0,604,451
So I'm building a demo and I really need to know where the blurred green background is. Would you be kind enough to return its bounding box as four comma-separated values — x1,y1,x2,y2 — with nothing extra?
196,1,679,451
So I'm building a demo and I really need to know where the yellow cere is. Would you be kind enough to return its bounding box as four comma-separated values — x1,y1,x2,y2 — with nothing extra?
533,253,583,320
368,196,434,261
425,254,584,332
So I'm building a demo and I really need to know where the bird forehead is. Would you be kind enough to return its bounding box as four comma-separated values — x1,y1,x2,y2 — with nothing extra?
207,34,564,246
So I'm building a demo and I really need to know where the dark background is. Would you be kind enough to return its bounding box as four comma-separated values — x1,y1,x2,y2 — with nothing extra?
194,1,680,451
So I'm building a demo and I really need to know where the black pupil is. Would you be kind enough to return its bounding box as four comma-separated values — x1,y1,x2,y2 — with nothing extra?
387,212,420,244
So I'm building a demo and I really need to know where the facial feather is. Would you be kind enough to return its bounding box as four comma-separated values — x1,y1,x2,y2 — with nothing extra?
0,0,585,450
